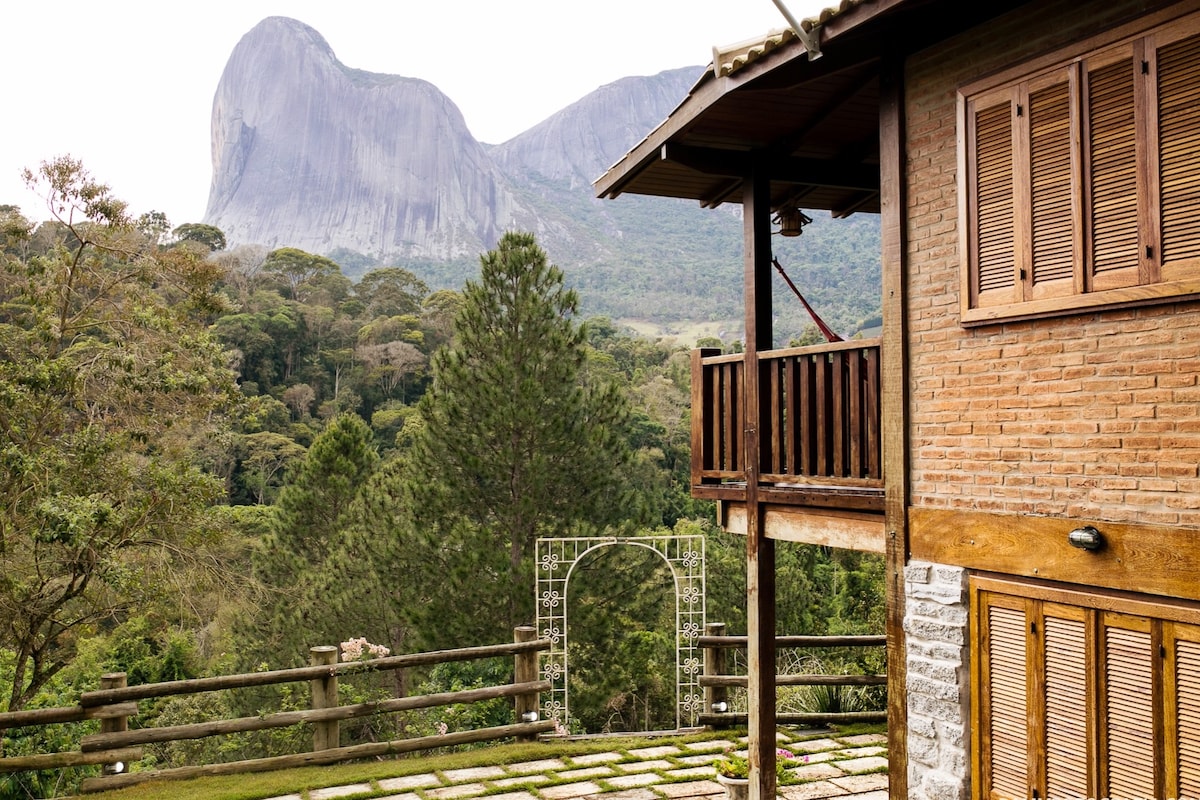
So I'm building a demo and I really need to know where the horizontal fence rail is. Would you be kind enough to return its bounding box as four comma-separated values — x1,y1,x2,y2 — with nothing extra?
691,339,882,491
0,627,553,793
698,623,887,727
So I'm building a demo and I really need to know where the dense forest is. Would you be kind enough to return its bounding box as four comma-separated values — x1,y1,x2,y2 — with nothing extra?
0,159,884,797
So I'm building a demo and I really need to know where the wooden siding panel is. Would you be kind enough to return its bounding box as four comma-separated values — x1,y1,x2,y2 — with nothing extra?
1043,609,1091,799
1101,616,1156,800
986,601,1029,799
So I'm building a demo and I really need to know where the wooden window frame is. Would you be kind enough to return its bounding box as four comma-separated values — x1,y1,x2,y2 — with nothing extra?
971,574,1200,800
958,6,1200,325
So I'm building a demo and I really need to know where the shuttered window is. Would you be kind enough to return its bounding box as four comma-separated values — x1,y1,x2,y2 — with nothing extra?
972,577,1200,800
960,12,1200,323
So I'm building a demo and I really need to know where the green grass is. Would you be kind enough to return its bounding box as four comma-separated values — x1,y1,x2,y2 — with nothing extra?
71,725,887,800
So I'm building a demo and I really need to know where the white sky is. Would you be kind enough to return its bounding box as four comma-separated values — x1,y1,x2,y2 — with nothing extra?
2,1,827,228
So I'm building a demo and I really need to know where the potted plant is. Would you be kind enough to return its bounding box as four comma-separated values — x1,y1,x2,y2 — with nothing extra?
714,748,801,800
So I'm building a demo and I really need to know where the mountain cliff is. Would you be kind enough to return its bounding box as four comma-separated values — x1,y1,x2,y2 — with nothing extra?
205,17,524,259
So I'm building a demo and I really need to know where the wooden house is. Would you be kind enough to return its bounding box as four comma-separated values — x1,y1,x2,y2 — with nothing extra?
596,0,1200,798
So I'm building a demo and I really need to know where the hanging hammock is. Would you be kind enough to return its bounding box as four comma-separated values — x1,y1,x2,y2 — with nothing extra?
771,257,843,342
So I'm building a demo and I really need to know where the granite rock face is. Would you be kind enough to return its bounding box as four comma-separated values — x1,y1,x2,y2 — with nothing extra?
204,16,703,262
205,17,524,260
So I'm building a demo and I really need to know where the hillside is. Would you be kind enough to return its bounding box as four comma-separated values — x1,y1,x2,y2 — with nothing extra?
204,16,881,343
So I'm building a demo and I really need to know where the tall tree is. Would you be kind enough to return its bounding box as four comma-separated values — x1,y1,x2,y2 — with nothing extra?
0,158,237,711
400,231,631,645
247,413,379,666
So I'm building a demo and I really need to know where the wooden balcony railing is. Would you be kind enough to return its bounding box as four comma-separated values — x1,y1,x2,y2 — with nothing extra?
690,338,882,497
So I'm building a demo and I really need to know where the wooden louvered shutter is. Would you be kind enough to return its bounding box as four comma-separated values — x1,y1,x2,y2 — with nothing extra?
1042,605,1091,799
1164,622,1200,800
1027,70,1080,300
1100,613,1157,800
1085,48,1140,291
970,92,1018,308
982,596,1029,799
1154,27,1200,282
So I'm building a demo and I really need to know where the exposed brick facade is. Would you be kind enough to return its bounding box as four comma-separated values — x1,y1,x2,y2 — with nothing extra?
904,0,1200,525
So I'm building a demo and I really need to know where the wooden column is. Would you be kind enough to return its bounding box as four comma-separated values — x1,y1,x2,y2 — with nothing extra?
513,625,538,740
99,673,129,775
743,163,777,800
880,56,910,800
309,646,340,752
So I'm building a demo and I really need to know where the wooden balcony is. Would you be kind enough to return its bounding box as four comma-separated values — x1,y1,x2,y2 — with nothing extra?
690,339,886,550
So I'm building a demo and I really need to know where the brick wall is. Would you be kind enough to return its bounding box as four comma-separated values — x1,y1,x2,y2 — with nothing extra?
904,562,969,800
905,0,1200,525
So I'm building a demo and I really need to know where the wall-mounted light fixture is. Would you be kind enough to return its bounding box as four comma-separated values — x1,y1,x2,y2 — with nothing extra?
772,208,812,237
520,710,539,723
711,700,729,713
1068,526,1104,551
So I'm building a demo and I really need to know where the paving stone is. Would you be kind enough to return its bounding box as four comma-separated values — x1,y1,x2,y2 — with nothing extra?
373,793,422,800
626,745,681,759
683,739,740,753
788,762,846,782
443,766,508,782
477,792,537,800
425,782,486,799
508,758,568,774
655,779,724,797
605,772,664,788
378,774,442,791
616,759,673,772
833,746,886,759
586,789,659,800
261,795,302,800
540,781,605,799
789,738,842,754
570,752,625,766
558,766,615,780
829,772,888,792
845,792,888,800
791,751,837,765
831,756,888,775
493,775,553,788
835,733,887,747
675,753,721,766
310,784,373,799
778,781,850,799
664,766,715,779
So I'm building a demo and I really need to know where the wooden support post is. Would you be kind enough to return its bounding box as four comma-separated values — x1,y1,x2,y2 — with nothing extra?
99,673,129,776
309,646,339,752
880,56,910,800
743,163,777,800
514,626,539,740
704,622,729,729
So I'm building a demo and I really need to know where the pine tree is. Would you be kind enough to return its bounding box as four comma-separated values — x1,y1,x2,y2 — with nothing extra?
247,413,379,666
400,231,631,646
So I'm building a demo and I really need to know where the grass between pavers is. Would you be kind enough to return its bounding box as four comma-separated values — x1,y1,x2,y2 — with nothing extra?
71,724,887,800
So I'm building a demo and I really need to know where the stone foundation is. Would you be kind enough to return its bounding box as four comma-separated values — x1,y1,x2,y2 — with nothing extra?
903,561,969,800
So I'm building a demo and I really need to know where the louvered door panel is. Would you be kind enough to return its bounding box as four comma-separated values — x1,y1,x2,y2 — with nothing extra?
1156,30,1200,279
1029,75,1078,299
1165,623,1200,800
1086,53,1140,290
1044,609,1090,799
973,98,1017,307
1103,617,1155,800
986,602,1029,799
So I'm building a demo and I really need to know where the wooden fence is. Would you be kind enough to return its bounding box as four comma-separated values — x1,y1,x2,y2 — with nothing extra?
0,627,552,793
698,622,887,727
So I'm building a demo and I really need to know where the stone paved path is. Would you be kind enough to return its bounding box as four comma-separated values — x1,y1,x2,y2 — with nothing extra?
262,731,889,800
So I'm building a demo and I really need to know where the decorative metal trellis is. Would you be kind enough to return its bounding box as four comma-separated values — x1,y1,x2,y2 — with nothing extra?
535,535,705,731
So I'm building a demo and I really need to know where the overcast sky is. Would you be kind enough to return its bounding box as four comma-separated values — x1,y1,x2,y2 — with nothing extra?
3,1,827,228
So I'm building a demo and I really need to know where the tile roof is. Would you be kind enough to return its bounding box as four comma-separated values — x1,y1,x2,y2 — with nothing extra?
710,0,866,77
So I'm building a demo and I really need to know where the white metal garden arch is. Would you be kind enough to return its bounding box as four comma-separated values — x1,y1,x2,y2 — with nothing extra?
534,534,704,731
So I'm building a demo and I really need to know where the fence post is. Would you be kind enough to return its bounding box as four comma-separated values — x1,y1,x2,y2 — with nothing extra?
310,646,339,751
514,626,539,741
99,673,129,774
704,622,729,729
